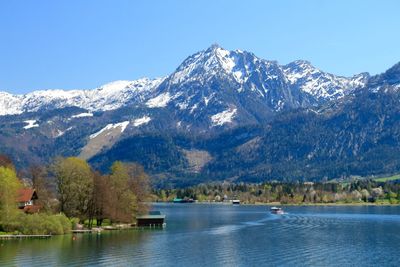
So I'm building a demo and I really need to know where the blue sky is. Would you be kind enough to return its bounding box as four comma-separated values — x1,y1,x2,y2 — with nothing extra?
1,0,399,94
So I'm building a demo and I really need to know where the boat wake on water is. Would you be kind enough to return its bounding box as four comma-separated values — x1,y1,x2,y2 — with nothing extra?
203,210,400,237
288,212,400,222
207,214,283,235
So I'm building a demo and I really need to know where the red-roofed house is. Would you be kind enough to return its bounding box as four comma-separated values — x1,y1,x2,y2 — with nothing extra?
17,188,40,213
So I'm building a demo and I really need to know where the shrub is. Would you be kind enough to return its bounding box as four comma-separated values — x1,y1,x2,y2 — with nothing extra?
0,212,71,235
69,217,80,230
41,215,64,235
56,214,72,233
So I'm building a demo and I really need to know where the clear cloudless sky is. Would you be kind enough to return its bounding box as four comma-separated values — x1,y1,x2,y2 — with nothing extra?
1,0,400,94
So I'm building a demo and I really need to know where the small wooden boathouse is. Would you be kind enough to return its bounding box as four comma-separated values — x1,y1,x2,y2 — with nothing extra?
232,199,240,205
136,211,166,228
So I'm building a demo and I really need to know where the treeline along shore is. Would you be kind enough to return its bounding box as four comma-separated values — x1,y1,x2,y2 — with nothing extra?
153,179,400,205
2,153,400,236
0,155,151,236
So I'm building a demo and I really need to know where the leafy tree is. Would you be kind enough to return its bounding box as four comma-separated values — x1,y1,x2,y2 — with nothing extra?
0,167,21,224
125,163,150,214
106,162,137,223
30,165,54,212
92,171,109,227
52,157,94,221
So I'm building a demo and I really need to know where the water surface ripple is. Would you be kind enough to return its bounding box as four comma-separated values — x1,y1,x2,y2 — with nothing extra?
1,204,399,266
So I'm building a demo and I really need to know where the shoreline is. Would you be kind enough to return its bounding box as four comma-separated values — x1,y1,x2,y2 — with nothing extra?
0,224,164,239
154,201,400,207
0,234,52,239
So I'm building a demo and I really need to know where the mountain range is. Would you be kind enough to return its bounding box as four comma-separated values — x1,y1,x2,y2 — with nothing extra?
1,44,400,186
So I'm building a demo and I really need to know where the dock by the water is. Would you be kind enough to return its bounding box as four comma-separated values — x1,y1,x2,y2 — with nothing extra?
71,229,96,233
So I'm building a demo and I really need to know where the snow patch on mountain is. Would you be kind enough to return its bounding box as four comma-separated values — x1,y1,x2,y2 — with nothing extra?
71,112,93,119
55,129,65,138
190,103,199,114
23,120,39,129
55,127,73,138
0,92,23,115
133,116,151,127
203,94,214,106
146,92,171,108
214,47,235,72
90,121,129,139
211,108,237,126
176,101,189,110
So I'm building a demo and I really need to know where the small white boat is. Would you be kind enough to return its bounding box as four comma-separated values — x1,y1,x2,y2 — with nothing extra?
232,200,240,205
270,207,284,214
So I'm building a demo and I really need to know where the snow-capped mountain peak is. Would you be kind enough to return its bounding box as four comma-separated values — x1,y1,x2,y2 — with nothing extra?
0,45,372,121
169,44,254,85
283,60,368,100
0,77,164,116
128,45,372,132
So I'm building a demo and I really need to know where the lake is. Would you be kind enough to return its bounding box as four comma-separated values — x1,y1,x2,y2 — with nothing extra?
1,204,400,266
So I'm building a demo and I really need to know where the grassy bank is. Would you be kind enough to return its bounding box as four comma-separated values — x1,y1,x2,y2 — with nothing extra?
373,174,400,182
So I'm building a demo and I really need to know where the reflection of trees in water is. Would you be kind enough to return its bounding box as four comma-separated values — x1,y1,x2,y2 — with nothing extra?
0,241,18,264
58,231,151,265
0,231,151,266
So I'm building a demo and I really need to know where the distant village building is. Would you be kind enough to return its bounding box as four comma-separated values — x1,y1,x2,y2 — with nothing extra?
17,188,40,213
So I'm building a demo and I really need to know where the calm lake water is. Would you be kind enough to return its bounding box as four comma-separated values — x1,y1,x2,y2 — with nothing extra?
1,204,400,266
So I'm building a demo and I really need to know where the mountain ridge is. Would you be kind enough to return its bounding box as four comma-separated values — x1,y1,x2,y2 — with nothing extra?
1,44,400,186
0,44,368,117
